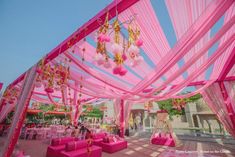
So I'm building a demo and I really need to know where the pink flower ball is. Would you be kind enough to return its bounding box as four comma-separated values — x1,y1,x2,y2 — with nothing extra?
113,66,121,74
36,68,42,74
119,68,127,76
45,87,54,93
104,35,110,42
97,33,105,42
122,54,127,61
135,38,143,47
128,45,139,55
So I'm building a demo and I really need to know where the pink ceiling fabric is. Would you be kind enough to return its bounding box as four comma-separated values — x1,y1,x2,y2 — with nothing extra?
211,3,235,79
0,0,235,136
166,0,212,81
120,0,233,100
119,0,184,85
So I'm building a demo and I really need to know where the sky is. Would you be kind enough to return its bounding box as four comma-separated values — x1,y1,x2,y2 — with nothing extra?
0,0,224,91
0,0,112,89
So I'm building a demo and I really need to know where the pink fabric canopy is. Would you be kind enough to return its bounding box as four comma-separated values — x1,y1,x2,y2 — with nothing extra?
0,0,235,136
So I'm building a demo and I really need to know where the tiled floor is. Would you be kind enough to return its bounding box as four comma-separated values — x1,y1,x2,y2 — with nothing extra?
1,136,235,157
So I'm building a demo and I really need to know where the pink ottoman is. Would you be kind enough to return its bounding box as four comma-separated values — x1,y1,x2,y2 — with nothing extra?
46,137,79,157
100,140,127,153
151,134,175,147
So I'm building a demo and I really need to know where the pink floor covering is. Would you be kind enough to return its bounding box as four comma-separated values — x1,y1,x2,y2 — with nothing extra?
1,136,235,157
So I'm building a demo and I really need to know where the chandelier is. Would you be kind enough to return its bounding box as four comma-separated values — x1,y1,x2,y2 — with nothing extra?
95,12,143,76
35,59,70,94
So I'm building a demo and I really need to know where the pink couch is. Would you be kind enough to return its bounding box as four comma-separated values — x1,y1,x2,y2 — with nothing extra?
92,133,107,146
46,137,79,157
99,140,127,153
59,140,102,157
151,133,175,147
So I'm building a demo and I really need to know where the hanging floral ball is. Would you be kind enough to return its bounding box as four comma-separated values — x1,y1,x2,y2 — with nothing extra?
45,87,54,93
119,68,127,76
111,43,123,54
97,33,106,42
113,66,122,74
128,45,139,56
135,38,143,47
122,54,127,61
36,68,42,74
104,35,110,42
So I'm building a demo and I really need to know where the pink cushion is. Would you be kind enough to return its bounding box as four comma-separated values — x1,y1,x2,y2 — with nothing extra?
51,137,77,146
66,140,88,151
60,145,102,157
92,133,106,139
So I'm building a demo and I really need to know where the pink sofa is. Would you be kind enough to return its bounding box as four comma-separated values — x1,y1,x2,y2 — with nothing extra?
99,140,127,153
59,140,102,157
151,133,175,147
92,133,107,146
46,137,79,157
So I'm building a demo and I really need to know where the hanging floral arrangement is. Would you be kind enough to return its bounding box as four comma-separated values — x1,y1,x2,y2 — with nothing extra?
1,86,20,105
35,59,70,94
112,19,127,76
172,98,186,111
95,11,144,76
127,24,144,67
95,12,111,69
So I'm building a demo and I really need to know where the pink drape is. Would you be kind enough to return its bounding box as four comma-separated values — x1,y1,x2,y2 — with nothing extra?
224,81,235,115
124,101,133,129
201,82,235,137
113,99,121,125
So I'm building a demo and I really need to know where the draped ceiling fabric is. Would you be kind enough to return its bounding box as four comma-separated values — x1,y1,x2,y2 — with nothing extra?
0,0,235,136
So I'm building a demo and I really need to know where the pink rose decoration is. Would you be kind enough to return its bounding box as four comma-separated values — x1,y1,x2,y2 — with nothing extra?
135,38,143,47
97,33,105,42
45,87,54,93
119,68,127,76
122,54,127,61
104,35,110,42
